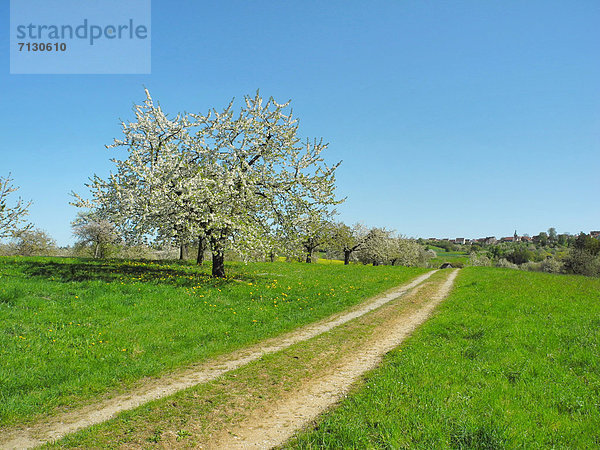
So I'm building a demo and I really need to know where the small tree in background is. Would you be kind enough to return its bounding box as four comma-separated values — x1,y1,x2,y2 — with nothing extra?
390,237,432,266
294,211,336,263
14,228,56,256
0,173,32,239
357,228,393,265
332,222,370,265
548,227,558,246
72,212,119,258
537,232,548,247
563,233,600,277
505,244,534,265
557,233,569,246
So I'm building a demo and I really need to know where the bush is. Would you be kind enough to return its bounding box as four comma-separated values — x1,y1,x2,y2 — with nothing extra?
495,258,518,269
0,242,16,256
520,261,542,272
14,229,56,256
505,245,534,265
563,249,600,277
425,249,437,259
540,257,563,274
116,245,156,260
574,233,600,255
470,254,491,267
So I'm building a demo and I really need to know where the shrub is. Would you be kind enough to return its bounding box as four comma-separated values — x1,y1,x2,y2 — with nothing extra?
495,258,518,269
470,254,492,267
505,245,534,265
574,233,600,255
520,261,542,272
563,249,600,277
117,245,156,260
540,257,563,274
14,228,56,256
0,242,16,256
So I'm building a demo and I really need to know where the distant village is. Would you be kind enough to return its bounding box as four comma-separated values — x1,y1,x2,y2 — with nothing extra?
427,230,600,246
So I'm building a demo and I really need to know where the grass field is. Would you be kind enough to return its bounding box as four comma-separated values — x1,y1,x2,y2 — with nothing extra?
429,250,470,268
287,267,600,448
47,270,450,448
0,256,428,427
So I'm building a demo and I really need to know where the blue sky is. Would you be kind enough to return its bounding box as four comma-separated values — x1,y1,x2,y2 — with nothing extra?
1,1,599,245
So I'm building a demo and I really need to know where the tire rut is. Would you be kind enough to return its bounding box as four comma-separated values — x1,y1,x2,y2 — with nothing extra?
211,269,459,449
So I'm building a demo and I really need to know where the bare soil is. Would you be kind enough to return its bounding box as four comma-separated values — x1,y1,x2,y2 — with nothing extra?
210,269,459,449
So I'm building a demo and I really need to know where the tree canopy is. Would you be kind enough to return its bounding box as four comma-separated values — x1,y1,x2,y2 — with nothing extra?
73,90,342,276
0,173,31,239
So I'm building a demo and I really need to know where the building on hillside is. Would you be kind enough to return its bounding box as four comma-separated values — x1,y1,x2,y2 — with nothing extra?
454,238,466,245
502,231,522,243
591,231,600,239
483,236,497,245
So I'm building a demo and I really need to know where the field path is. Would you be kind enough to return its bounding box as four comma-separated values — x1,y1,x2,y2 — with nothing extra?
0,270,439,449
211,268,459,449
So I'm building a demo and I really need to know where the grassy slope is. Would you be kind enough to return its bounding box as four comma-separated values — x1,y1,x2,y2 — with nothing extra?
0,256,427,427
429,250,469,267
287,267,600,448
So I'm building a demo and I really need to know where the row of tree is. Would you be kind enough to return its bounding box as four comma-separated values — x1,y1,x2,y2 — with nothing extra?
0,203,433,268
66,212,433,268
0,90,427,274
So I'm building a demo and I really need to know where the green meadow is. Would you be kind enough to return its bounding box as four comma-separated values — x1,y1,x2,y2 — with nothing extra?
429,250,470,268
287,267,600,448
0,256,427,427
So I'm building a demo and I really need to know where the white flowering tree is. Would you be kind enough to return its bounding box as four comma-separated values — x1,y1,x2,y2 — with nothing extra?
0,173,32,239
357,227,394,265
389,237,431,266
74,90,341,277
356,228,432,267
72,211,119,258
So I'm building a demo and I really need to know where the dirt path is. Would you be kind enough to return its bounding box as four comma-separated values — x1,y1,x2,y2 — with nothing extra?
211,269,459,449
0,270,437,449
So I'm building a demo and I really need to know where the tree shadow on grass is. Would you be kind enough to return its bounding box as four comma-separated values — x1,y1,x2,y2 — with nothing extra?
15,258,244,288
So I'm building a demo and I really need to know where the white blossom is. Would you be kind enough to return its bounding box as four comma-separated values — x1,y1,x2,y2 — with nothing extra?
73,90,342,276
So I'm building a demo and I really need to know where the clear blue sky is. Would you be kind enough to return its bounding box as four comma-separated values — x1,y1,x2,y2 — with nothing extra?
1,1,599,245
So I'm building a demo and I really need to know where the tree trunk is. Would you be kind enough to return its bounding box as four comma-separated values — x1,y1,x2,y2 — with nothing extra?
306,251,312,263
196,236,206,265
94,241,100,259
344,250,351,265
269,250,276,263
212,251,225,278
373,260,379,266
179,244,189,260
